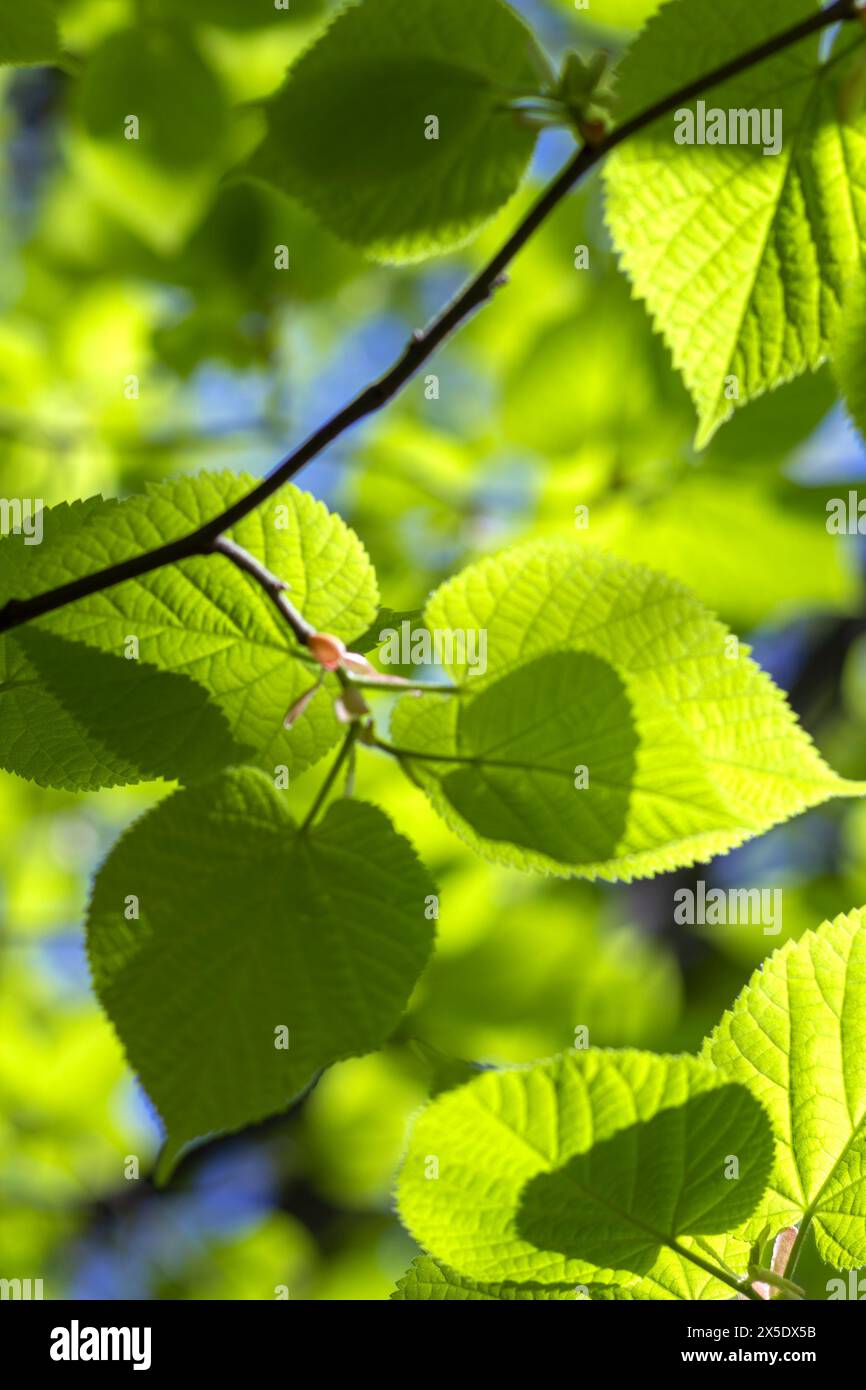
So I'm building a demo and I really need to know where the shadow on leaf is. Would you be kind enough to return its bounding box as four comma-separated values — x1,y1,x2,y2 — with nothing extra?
515,1082,773,1279
440,650,638,865
12,626,251,787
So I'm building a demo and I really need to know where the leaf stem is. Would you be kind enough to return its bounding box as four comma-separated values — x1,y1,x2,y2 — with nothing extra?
784,1218,813,1281
209,535,315,647
300,725,360,834
373,737,476,767
0,0,859,635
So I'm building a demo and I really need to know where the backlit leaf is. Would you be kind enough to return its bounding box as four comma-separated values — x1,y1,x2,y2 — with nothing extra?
87,772,437,1178
605,0,866,445
0,475,378,789
396,1051,773,1299
703,906,866,1269
248,0,550,262
391,541,862,880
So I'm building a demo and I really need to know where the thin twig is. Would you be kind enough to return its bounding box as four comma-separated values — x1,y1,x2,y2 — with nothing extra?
300,725,360,833
0,0,858,637
209,535,315,646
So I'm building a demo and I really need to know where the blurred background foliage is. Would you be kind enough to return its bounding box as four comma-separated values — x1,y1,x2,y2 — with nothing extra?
2,0,865,1300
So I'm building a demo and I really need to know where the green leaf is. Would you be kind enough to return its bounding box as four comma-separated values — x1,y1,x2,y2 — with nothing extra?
73,27,230,251
401,651,648,868
0,0,58,65
78,29,226,168
702,906,866,1270
391,540,862,880
407,1039,482,1098
391,1255,630,1301
703,365,838,469
247,0,550,263
604,0,866,446
86,771,437,1177
0,475,378,790
396,1051,774,1300
0,627,248,792
833,265,866,444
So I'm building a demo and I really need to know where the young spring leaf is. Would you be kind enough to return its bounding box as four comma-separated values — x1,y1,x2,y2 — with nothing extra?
0,0,59,65
396,1051,774,1300
86,769,437,1180
604,0,866,446
0,475,378,790
246,0,551,263
390,541,863,880
702,906,866,1270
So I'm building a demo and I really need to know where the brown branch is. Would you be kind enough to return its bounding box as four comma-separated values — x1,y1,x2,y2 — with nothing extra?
208,535,315,646
0,0,859,637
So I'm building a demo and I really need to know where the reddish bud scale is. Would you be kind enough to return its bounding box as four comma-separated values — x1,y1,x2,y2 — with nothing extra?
308,632,347,670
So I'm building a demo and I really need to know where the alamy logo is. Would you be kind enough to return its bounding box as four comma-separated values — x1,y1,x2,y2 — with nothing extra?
0,497,43,545
0,1277,43,1299
378,621,487,676
826,492,866,534
674,881,782,936
674,101,783,156
827,1271,866,1299
50,1320,152,1372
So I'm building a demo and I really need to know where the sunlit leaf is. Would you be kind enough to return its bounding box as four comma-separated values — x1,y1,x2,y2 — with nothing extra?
87,772,437,1178
0,476,378,788
605,0,866,445
397,1051,773,1299
703,906,866,1269
392,541,863,880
